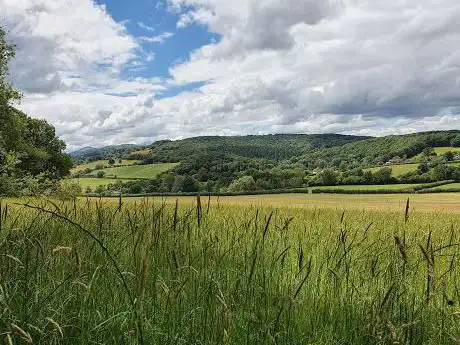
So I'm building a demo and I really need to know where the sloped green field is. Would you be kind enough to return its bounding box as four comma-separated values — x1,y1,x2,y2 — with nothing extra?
89,163,179,179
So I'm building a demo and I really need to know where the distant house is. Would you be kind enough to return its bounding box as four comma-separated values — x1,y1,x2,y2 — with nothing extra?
385,157,404,165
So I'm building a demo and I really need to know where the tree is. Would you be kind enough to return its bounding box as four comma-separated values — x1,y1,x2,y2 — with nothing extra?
431,164,453,181
451,135,460,147
182,176,200,193
96,171,105,178
373,167,393,184
417,162,429,174
1,25,72,184
422,147,436,157
228,176,257,192
0,25,21,112
443,151,454,162
159,173,175,192
319,169,337,186
108,158,115,165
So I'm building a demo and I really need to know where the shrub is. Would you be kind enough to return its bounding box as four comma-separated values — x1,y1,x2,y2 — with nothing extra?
55,181,82,200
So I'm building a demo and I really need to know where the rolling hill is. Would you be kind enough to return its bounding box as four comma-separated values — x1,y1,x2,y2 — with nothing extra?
70,130,460,195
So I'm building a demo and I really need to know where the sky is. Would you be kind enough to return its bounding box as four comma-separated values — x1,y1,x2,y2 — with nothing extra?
1,0,460,151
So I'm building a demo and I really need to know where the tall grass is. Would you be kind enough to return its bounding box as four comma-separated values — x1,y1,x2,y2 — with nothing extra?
1,197,460,344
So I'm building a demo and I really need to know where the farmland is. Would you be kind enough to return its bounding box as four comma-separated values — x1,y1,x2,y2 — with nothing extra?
433,146,460,155
67,177,130,190
87,163,178,179
426,182,460,192
109,192,460,213
1,196,460,344
70,159,139,174
129,148,152,156
312,183,423,191
366,161,460,177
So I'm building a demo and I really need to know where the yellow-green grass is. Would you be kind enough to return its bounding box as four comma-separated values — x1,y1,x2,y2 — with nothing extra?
426,182,460,191
2,198,460,344
365,163,419,176
88,163,178,179
68,177,129,190
99,193,460,213
71,159,139,174
130,148,152,156
366,161,460,177
313,183,422,191
434,146,460,155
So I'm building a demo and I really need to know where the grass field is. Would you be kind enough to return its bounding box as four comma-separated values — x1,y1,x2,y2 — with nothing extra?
110,193,460,213
366,163,419,176
313,183,423,191
433,146,460,155
130,148,152,156
71,159,139,174
426,182,460,191
1,197,460,344
68,177,129,190
88,163,178,179
367,161,460,176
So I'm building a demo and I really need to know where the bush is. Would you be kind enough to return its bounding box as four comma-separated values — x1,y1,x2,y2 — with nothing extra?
228,176,257,192
55,181,82,200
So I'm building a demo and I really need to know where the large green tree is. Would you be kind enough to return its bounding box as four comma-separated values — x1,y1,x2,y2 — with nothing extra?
0,25,72,181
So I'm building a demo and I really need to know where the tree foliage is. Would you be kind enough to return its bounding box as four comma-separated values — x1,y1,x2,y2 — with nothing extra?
0,25,71,195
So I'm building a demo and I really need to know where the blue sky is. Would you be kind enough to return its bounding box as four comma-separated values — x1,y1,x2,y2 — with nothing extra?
95,0,218,82
2,0,460,150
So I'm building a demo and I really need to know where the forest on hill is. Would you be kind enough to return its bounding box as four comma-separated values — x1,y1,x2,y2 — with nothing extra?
71,130,460,195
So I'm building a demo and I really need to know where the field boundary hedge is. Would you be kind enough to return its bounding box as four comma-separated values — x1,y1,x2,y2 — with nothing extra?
82,181,458,197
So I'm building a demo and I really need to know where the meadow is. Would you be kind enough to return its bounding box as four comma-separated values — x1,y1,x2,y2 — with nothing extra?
1,194,460,344
70,160,139,174
87,163,179,179
426,183,460,192
67,177,130,190
103,193,460,213
433,147,460,155
130,148,152,156
313,183,424,191
366,161,460,177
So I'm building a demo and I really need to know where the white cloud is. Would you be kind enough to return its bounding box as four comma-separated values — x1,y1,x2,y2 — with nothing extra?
139,32,174,44
138,21,156,32
1,0,139,94
2,0,460,151
168,0,460,127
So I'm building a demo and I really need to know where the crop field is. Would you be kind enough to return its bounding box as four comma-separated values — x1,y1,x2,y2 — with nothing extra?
1,196,460,344
130,148,152,156
71,159,139,174
88,163,178,179
426,183,460,192
67,178,130,190
109,193,460,213
313,183,423,191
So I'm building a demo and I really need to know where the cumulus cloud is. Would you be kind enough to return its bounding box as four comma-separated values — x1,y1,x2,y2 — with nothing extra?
169,0,460,126
1,0,138,93
2,0,460,150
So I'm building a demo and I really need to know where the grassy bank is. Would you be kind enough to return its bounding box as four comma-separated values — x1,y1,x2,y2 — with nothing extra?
1,198,460,344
